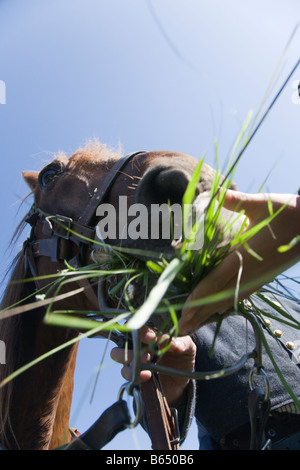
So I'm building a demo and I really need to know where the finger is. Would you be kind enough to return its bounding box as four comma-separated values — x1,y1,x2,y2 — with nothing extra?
110,328,157,366
221,190,285,224
120,364,131,381
111,346,152,366
120,364,152,382
140,328,179,354
162,336,189,354
220,189,263,219
139,326,190,353
143,330,188,354
139,326,157,345
110,347,133,365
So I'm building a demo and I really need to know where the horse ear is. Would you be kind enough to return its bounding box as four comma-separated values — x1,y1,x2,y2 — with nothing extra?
22,171,39,192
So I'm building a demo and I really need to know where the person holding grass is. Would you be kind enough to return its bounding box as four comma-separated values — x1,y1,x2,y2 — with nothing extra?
112,190,300,450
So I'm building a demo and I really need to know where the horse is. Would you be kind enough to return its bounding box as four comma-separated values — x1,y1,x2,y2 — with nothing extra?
0,141,238,450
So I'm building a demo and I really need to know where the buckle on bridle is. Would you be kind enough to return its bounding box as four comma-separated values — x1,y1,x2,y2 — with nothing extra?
44,214,73,240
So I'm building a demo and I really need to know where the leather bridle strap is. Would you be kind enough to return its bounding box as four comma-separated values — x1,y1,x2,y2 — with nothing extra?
77,151,146,226
26,151,145,263
141,373,180,450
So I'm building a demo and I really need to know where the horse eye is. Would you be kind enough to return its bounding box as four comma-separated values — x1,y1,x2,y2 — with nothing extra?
39,167,60,188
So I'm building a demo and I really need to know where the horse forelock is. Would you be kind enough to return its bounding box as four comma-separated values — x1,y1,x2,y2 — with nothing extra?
68,140,122,165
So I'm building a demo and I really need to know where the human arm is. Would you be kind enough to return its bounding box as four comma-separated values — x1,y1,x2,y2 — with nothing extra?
179,190,300,335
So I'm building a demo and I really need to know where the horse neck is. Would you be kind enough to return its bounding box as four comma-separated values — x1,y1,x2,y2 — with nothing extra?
0,251,79,450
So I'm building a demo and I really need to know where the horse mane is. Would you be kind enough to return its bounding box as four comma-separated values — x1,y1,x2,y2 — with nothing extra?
0,211,35,447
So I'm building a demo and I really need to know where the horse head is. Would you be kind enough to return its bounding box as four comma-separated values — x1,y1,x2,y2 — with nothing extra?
1,141,242,450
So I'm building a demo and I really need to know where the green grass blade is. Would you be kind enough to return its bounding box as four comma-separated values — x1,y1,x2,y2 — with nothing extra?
125,258,184,330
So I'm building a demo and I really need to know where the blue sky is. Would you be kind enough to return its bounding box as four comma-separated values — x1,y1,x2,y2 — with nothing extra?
0,0,299,450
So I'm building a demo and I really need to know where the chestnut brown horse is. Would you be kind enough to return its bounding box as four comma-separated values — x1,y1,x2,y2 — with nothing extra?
0,141,232,450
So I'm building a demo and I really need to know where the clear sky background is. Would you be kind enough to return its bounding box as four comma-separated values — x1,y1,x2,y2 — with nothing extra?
0,0,299,450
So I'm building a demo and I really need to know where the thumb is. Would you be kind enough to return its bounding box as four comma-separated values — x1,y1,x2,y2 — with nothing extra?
220,189,263,219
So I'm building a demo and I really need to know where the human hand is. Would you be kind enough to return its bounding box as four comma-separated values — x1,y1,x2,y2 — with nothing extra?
179,190,300,335
110,326,196,406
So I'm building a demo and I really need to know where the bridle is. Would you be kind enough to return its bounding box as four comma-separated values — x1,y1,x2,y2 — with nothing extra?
23,151,180,450
25,151,145,268
24,151,145,340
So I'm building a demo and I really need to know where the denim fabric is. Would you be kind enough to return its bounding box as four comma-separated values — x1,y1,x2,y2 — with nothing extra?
196,419,220,450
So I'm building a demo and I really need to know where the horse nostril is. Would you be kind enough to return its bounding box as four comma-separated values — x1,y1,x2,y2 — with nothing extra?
136,165,195,206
